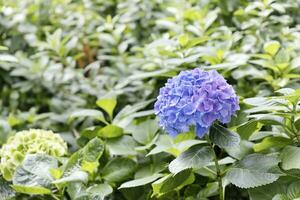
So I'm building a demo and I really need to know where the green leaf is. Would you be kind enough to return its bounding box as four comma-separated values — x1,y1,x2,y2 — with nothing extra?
281,146,300,170
197,182,218,198
209,124,240,148
119,174,163,189
67,182,90,200
11,185,51,195
131,120,159,145
249,179,300,200
68,183,113,200
12,154,58,189
236,120,262,140
169,146,214,174
226,153,281,188
152,169,194,197
174,131,196,143
0,46,8,51
70,109,107,123
96,98,117,118
52,171,88,184
263,41,280,56
0,54,18,62
120,187,152,200
272,194,289,200
97,124,123,138
225,140,253,160
248,178,288,200
113,100,153,127
275,49,290,65
81,137,105,163
0,177,16,200
147,134,206,156
295,118,300,131
178,34,189,46
134,163,166,179
253,137,292,152
87,183,113,200
106,135,137,155
286,181,300,199
251,114,284,126
57,138,104,184
102,157,136,183
0,120,11,145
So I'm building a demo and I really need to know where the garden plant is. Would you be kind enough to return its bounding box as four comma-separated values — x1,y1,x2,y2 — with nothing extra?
0,0,300,199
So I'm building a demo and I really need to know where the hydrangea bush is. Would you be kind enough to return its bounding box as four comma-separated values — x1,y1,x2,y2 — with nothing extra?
0,129,67,181
154,68,239,137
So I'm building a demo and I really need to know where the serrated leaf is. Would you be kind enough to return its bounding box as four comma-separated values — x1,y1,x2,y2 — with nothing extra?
169,146,214,174
12,154,58,190
209,124,240,148
226,154,281,188
248,179,288,200
57,138,104,184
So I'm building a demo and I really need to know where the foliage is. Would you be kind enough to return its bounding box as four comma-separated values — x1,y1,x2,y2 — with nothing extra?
0,129,67,181
0,0,300,199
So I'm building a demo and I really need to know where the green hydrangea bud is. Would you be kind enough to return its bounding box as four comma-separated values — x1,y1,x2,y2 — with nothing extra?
0,129,68,181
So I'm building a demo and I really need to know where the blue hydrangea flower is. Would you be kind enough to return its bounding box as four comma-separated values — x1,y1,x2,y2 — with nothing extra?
154,68,239,138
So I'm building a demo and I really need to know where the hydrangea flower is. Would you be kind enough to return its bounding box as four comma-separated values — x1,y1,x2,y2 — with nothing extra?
0,129,67,181
154,68,239,138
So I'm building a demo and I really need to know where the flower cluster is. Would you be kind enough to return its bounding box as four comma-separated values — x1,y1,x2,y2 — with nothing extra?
0,129,67,180
154,68,239,137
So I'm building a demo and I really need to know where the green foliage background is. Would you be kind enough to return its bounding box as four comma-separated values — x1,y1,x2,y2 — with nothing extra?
0,0,300,199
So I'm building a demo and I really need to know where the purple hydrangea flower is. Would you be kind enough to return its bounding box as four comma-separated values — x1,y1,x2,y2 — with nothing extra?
154,68,239,138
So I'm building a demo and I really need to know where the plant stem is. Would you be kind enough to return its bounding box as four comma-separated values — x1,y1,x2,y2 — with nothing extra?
291,103,300,144
214,150,224,200
209,141,224,200
50,194,60,200
176,190,180,200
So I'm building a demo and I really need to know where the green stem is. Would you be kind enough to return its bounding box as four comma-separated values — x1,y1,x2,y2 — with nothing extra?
50,194,60,200
176,190,180,200
209,141,224,200
291,103,300,144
